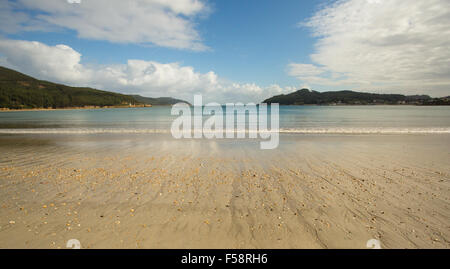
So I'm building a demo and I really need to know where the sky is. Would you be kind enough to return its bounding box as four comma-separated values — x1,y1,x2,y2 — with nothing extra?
0,0,449,103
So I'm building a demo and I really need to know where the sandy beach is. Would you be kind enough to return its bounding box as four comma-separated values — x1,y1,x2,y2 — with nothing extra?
0,133,448,249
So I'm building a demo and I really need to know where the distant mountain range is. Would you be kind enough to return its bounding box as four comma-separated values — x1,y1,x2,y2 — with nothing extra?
2,66,448,109
130,95,189,106
264,88,450,105
0,66,188,109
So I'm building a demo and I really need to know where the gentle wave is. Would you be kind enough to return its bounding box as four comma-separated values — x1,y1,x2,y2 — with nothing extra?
279,127,450,134
0,127,450,134
0,128,169,134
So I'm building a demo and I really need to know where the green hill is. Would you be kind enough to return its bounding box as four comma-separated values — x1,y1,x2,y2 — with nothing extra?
130,95,190,106
0,66,188,109
0,66,139,109
262,88,448,105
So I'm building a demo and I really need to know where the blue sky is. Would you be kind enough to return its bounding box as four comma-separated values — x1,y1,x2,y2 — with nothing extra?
0,0,449,102
6,0,321,87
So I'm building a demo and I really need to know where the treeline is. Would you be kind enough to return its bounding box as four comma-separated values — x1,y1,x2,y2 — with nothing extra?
0,66,137,109
263,88,449,105
0,66,187,109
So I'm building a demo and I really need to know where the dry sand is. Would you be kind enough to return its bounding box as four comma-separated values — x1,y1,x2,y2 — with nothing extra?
0,134,449,248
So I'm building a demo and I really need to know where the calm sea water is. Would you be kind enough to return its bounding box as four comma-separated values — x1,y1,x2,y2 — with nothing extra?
0,106,449,134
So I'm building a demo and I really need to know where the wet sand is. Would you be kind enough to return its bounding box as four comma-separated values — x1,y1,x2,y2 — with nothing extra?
0,134,449,248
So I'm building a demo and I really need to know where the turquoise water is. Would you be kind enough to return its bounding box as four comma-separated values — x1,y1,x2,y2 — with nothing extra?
0,106,449,134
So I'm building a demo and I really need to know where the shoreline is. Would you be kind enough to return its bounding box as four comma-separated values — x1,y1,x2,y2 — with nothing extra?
0,104,154,112
2,104,450,112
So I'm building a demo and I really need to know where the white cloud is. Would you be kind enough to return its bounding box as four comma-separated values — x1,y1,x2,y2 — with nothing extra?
287,63,325,77
290,0,450,96
1,0,209,51
0,39,88,83
0,39,292,103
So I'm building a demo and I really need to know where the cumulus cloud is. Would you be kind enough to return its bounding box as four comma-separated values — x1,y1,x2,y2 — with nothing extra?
0,0,209,51
0,39,292,103
289,0,450,96
0,39,88,83
288,63,325,77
